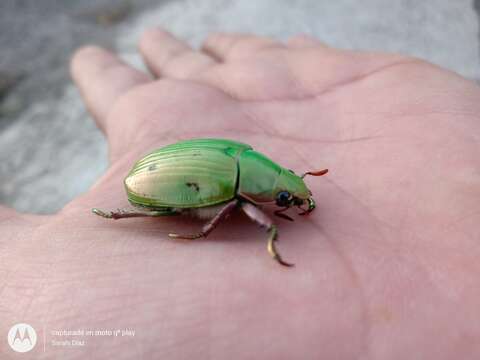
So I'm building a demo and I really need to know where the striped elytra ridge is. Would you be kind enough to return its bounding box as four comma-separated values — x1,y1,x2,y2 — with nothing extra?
124,139,252,209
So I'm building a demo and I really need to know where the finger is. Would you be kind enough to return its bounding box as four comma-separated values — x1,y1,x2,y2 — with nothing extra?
201,33,284,61
139,28,217,79
70,46,150,133
197,47,409,101
287,34,328,48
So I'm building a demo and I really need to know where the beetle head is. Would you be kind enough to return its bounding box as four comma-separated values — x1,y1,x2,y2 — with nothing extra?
274,189,316,216
273,168,327,216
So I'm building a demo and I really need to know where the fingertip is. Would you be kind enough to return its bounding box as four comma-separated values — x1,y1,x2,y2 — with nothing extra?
139,27,168,55
201,32,282,61
70,44,150,133
139,27,215,78
139,27,175,45
138,28,188,73
70,45,112,82
287,34,328,48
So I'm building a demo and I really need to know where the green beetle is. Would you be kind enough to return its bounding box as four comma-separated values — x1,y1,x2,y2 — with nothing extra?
92,138,327,266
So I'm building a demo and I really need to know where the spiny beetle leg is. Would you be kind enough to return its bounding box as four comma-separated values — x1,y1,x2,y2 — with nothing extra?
92,207,176,219
92,208,113,218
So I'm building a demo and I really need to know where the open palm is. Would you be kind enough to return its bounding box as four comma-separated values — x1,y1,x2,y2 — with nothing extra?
2,30,479,359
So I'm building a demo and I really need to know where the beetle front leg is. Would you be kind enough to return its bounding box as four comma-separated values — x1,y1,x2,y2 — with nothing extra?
168,199,239,240
92,207,177,219
240,202,294,267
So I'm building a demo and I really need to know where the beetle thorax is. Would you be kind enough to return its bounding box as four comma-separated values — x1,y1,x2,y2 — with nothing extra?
237,150,310,204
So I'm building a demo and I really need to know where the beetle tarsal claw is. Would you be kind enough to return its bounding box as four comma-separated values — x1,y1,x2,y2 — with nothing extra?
267,226,294,267
92,208,113,218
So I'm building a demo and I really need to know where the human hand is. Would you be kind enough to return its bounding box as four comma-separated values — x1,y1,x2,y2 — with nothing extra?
2,29,479,359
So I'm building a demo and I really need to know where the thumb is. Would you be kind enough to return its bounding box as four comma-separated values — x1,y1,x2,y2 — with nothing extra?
0,204,50,233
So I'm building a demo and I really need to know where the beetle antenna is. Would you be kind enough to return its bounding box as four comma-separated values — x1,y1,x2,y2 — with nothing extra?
301,168,328,179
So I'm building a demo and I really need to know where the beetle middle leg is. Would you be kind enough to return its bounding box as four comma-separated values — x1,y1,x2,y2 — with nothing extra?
168,199,239,240
240,202,294,267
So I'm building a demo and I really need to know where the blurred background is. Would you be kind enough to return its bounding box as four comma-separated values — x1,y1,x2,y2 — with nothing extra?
0,0,478,214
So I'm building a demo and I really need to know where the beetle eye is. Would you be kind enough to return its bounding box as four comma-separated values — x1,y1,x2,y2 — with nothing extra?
276,191,291,207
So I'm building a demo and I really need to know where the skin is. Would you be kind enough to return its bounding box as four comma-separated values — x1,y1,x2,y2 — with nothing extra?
1,30,479,359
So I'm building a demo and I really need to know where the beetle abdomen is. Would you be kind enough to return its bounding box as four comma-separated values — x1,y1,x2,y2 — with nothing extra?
125,139,250,208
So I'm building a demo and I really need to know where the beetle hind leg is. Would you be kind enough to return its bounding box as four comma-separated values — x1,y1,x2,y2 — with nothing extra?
92,207,177,219
92,208,114,218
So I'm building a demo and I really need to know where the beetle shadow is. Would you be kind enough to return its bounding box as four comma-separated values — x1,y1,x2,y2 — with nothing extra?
189,207,297,246
201,211,259,245
107,205,297,248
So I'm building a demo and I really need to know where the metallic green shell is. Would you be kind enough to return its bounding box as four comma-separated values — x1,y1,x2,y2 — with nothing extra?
237,150,310,204
124,139,252,209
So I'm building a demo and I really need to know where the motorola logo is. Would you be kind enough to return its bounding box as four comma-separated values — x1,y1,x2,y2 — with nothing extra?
7,323,37,353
